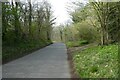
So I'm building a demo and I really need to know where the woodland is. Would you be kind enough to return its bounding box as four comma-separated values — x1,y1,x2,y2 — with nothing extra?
2,0,119,78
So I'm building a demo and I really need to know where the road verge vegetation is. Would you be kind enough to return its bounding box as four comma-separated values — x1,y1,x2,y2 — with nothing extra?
3,40,52,64
66,40,89,48
73,44,118,78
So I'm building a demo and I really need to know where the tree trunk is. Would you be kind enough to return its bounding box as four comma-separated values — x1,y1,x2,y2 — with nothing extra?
14,2,21,42
60,31,63,41
28,0,32,37
47,31,50,41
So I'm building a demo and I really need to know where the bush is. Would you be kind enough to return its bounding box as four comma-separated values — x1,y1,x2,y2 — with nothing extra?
74,21,99,43
66,41,79,48
66,40,89,48
79,40,89,45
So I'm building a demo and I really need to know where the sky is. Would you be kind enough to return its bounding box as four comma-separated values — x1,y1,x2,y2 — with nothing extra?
48,0,72,26
9,0,78,26
48,0,88,26
21,0,87,26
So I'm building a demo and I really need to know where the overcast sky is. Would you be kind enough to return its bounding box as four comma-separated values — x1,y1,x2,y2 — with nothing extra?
48,0,88,26
20,0,87,26
48,0,72,26
28,0,87,26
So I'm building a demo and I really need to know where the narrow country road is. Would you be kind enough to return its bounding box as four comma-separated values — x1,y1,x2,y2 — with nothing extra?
3,43,71,78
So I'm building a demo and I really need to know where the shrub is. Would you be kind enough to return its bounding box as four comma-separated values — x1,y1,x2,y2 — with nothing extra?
79,40,89,45
75,21,99,43
66,40,89,48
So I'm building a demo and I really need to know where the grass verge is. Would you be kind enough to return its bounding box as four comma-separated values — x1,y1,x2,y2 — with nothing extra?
73,44,118,78
66,40,89,48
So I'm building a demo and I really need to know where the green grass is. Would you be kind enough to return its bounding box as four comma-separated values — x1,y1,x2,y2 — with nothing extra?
66,40,89,48
73,44,118,78
2,40,52,63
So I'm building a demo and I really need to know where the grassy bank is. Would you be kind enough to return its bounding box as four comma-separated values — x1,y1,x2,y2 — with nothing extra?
66,40,89,48
73,44,118,78
2,40,52,64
